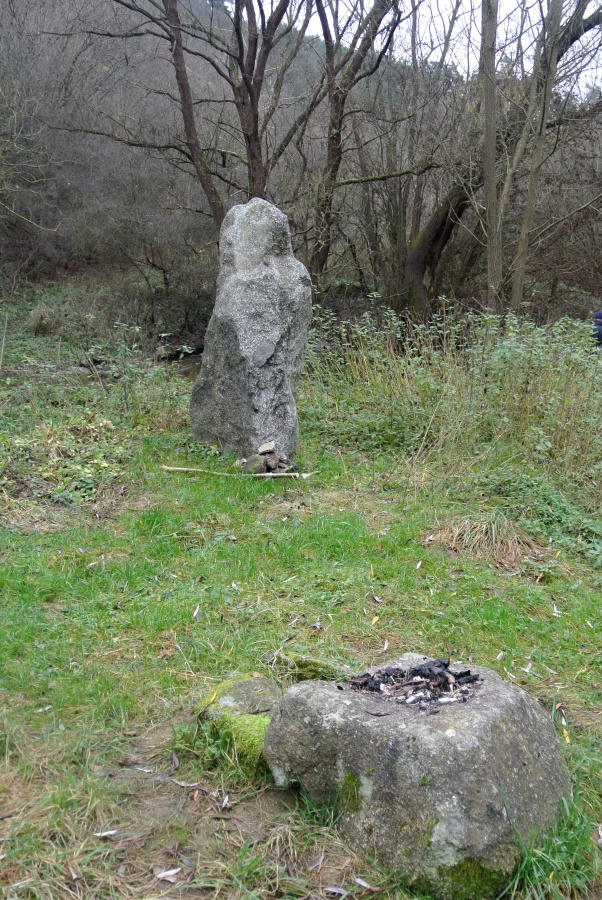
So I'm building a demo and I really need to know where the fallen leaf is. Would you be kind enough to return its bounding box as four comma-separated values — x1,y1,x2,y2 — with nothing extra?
355,877,374,888
221,794,230,809
192,605,201,621
371,615,379,626
171,779,205,788
307,854,324,871
154,867,181,883
165,751,180,776
416,560,422,569
496,651,505,660
93,829,122,839
383,639,389,652
562,728,571,744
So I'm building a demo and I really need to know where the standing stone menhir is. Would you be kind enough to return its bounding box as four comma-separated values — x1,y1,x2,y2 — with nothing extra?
190,198,312,458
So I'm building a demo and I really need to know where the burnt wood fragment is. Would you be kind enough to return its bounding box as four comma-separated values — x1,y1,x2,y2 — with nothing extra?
348,657,480,707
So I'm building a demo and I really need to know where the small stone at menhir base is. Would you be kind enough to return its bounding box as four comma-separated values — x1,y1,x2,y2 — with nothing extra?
190,198,312,459
258,441,276,455
242,454,267,474
262,653,571,900
264,453,281,471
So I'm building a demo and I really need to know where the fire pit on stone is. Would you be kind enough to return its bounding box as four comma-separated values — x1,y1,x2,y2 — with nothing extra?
348,657,481,708
263,653,572,900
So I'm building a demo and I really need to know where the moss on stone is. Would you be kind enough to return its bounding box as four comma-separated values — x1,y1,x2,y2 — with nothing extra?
198,677,239,707
339,772,361,812
286,654,340,680
264,651,340,680
416,858,507,900
196,675,281,720
422,816,438,847
209,710,271,774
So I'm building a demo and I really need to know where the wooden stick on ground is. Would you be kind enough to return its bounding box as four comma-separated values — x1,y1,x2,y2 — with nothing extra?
161,465,313,479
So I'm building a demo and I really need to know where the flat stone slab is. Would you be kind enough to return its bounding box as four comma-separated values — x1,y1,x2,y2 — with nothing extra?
263,654,571,900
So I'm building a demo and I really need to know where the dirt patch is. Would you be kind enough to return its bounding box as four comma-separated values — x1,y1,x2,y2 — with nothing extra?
262,487,400,530
0,713,383,899
0,486,156,535
0,496,68,533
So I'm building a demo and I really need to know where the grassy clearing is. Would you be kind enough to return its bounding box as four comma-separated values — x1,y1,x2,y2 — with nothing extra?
0,285,601,898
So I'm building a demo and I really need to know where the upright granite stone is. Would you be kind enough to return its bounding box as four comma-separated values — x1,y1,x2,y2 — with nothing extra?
263,654,571,900
190,198,312,458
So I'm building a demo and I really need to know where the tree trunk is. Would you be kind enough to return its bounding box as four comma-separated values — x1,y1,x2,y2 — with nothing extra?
311,90,345,280
397,184,472,317
481,0,503,313
310,0,400,281
510,0,564,308
162,0,225,229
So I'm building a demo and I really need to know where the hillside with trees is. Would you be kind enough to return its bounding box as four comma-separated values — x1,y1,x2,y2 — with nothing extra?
1,0,600,334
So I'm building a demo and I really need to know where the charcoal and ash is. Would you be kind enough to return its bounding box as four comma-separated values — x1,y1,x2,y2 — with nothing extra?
348,657,481,706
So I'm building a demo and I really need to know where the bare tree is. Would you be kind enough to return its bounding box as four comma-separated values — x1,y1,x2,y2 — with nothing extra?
309,0,402,279
69,0,321,228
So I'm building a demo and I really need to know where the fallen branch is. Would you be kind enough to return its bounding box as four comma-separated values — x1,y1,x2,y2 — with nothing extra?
161,465,313,479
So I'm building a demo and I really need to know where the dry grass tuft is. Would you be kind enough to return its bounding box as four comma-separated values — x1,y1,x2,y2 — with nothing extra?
24,304,66,336
425,511,550,569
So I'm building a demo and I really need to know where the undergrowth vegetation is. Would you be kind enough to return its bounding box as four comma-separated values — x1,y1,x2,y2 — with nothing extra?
0,284,600,899
304,308,602,563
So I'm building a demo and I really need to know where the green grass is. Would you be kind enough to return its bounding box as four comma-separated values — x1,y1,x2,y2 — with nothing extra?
0,284,600,898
